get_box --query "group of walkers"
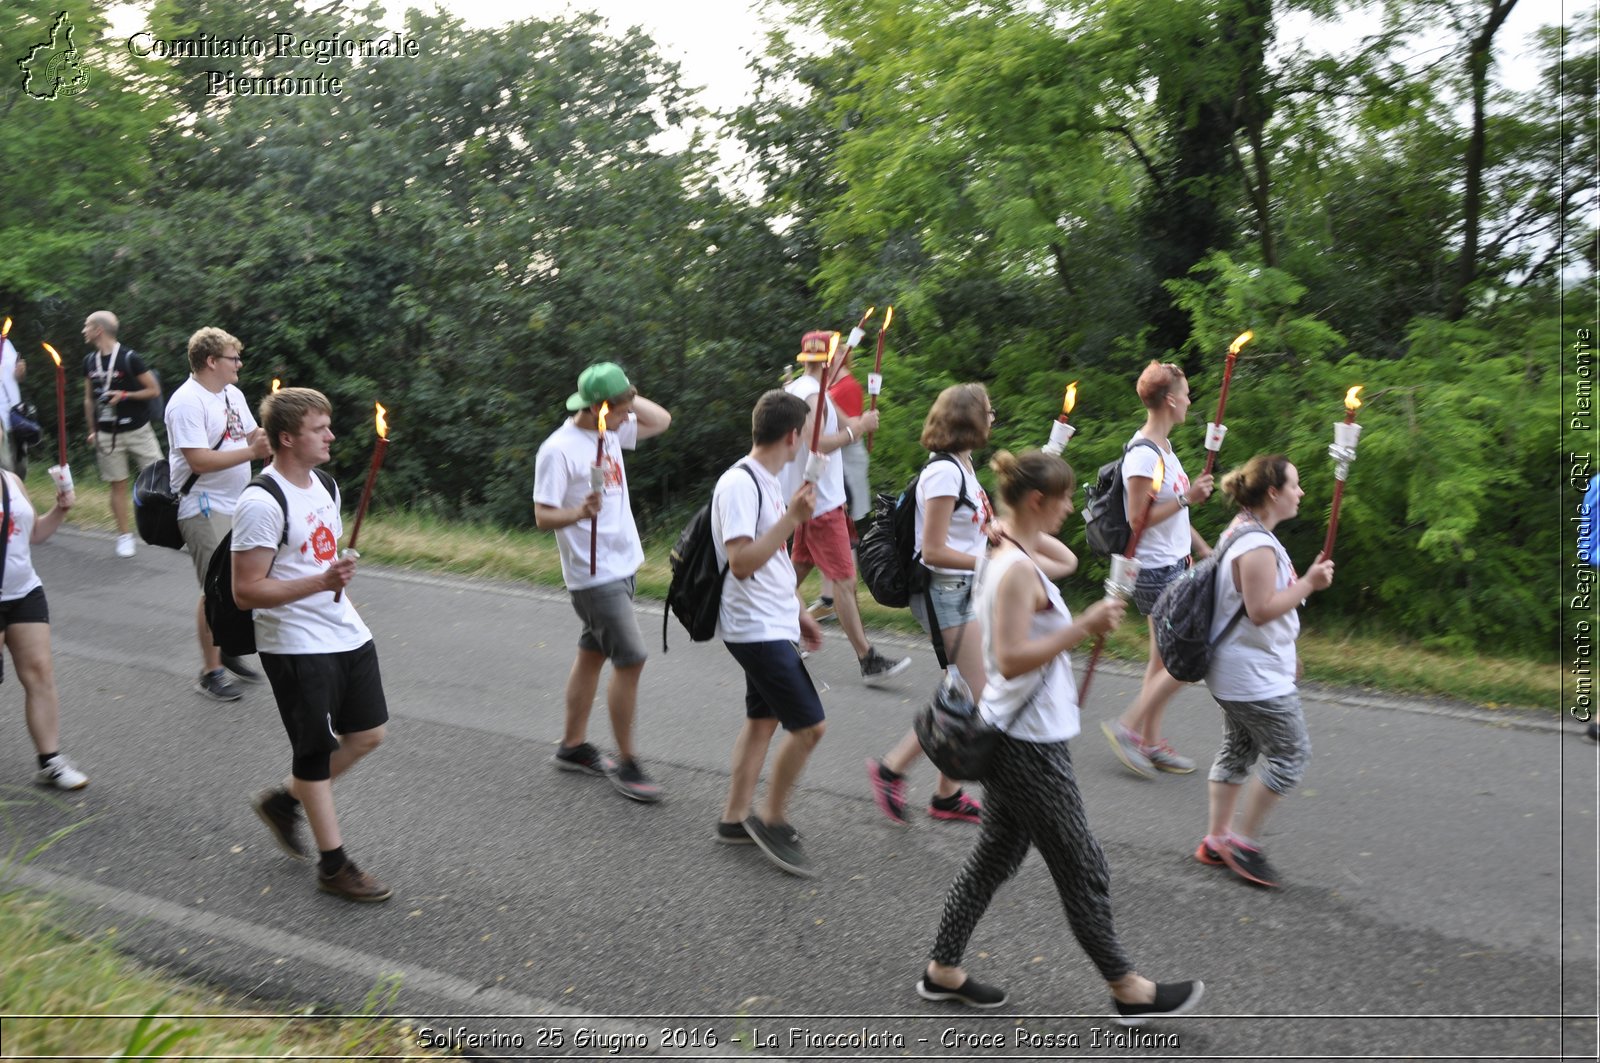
[10,315,1342,1023]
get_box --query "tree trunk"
[1447,0,1520,321]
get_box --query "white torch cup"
[867,372,883,397]
[1333,421,1363,451]
[589,465,605,492]
[804,450,828,484]
[1043,420,1076,456]
[47,464,73,494]
[1204,421,1228,452]
[339,548,361,564]
[1105,554,1141,601]
[848,327,866,349]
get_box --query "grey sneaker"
[221,654,265,683]
[1101,720,1155,778]
[744,816,815,878]
[552,742,616,776]
[197,668,243,702]
[252,788,308,861]
[1143,740,1195,774]
[859,647,911,686]
[611,758,662,803]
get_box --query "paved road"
[4,527,1596,1061]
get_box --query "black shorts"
[0,586,48,627]
[724,640,826,732]
[261,640,389,764]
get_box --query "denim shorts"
[1132,560,1187,616]
[911,572,978,634]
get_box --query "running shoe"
[1143,740,1196,774]
[1219,840,1281,888]
[221,654,265,683]
[551,742,616,776]
[196,668,243,703]
[611,758,662,803]
[35,754,88,791]
[1100,720,1155,778]
[859,648,911,685]
[866,758,910,827]
[916,972,1008,1009]
[928,789,982,823]
[1113,980,1205,1026]
[806,597,837,623]
[1193,838,1226,866]
[744,816,814,878]
[115,533,136,559]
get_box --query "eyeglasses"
[216,355,243,364]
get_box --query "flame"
[1061,381,1078,417]
[598,400,609,435]
[1230,330,1254,356]
[1344,385,1363,412]
[271,378,281,393]
[1,317,10,341]
[859,306,876,329]
[881,305,895,332]
[1150,457,1166,496]
[42,342,61,368]
[826,331,839,364]
[374,402,388,439]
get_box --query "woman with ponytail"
[919,449,1203,1025]
[1194,454,1334,889]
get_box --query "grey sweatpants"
[929,734,1132,981]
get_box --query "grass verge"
[41,470,1558,709]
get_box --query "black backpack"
[204,469,338,658]
[662,464,760,651]
[134,424,228,550]
[1149,525,1255,682]
[1081,438,1162,557]
[859,453,971,609]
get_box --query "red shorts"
[791,506,856,582]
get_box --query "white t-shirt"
[914,455,993,575]
[0,338,21,411]
[712,458,800,644]
[977,549,1080,743]
[1122,433,1193,567]
[166,378,257,520]
[230,466,373,655]
[1206,523,1301,701]
[0,472,42,602]
[532,414,643,591]
[778,374,846,518]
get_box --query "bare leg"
[722,717,780,823]
[1206,779,1241,838]
[759,721,826,825]
[287,725,386,852]
[830,580,872,658]
[108,479,131,535]
[1233,777,1283,841]
[196,597,222,672]
[561,649,606,747]
[1118,625,1184,744]
[606,661,643,760]
[9,625,60,754]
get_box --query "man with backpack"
[165,327,272,702]
[782,331,908,684]
[533,362,672,803]
[234,387,392,902]
[712,390,826,876]
[81,311,163,559]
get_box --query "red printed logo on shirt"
[602,452,625,491]
[304,524,337,563]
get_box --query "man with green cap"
[533,362,672,801]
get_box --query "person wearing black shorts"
[234,388,392,902]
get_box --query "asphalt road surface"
[4,527,1596,1062]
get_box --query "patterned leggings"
[929,734,1132,981]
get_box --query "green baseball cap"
[565,362,632,411]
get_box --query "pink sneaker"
[866,758,910,826]
[929,789,982,823]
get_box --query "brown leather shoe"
[316,860,392,903]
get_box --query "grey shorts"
[179,510,233,586]
[569,575,648,667]
[1208,692,1311,794]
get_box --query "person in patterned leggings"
[918,449,1204,1026]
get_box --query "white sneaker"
[36,754,89,791]
[115,534,136,558]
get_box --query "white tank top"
[0,472,42,603]
[976,547,1080,742]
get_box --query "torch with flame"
[865,305,894,453]
[42,342,69,473]
[336,402,389,602]
[1201,330,1254,478]
[589,400,610,575]
[1043,381,1079,455]
[272,378,281,393]
[803,333,841,484]
[1317,386,1364,563]
[1079,457,1166,704]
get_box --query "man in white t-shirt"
[533,362,672,803]
[712,389,825,877]
[235,387,392,903]
[782,331,908,685]
[0,334,23,474]
[165,327,271,702]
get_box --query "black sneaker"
[916,972,1008,1009]
[1113,980,1205,1026]
[196,668,243,702]
[859,647,911,686]
[1219,841,1281,888]
[611,758,662,803]
[221,654,265,683]
[743,815,814,878]
[715,820,753,845]
[551,742,616,776]
[252,788,308,861]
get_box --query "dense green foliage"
[0,0,1584,656]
